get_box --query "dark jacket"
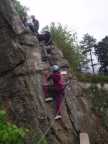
[32,18,39,33]
[37,31,53,45]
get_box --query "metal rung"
[42,57,48,62]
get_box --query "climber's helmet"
[52,65,60,72]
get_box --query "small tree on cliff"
[14,0,28,21]
[43,23,82,71]
[80,34,96,73]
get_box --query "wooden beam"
[80,133,90,144]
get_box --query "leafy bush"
[14,0,28,20]
[32,134,48,144]
[43,23,82,71]
[0,110,27,144]
[84,85,108,129]
[76,73,108,83]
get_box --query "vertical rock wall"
[0,0,108,144]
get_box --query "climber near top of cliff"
[24,16,35,33]
[31,15,39,34]
[22,15,39,35]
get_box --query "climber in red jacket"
[48,65,65,120]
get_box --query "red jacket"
[48,72,64,91]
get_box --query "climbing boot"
[54,115,62,120]
[45,97,53,102]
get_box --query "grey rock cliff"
[0,0,108,144]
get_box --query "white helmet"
[52,65,60,72]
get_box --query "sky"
[19,0,108,41]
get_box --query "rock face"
[0,0,108,144]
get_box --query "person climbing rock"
[47,65,65,120]
[26,16,35,33]
[37,31,53,46]
[44,31,53,45]
[31,15,39,34]
[22,16,27,27]
[40,43,49,62]
[37,31,53,61]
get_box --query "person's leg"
[28,24,35,33]
[43,85,53,102]
[41,45,48,61]
[43,85,48,98]
[34,25,38,34]
[55,90,64,115]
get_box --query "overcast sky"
[19,0,108,41]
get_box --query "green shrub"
[32,134,48,144]
[0,110,27,144]
[14,0,28,21]
[84,85,108,129]
[43,23,82,72]
[76,73,108,83]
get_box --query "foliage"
[0,110,27,144]
[43,23,82,71]
[85,85,108,129]
[94,36,108,74]
[77,73,108,83]
[14,0,28,21]
[80,34,96,73]
[76,73,108,83]
[32,134,48,144]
